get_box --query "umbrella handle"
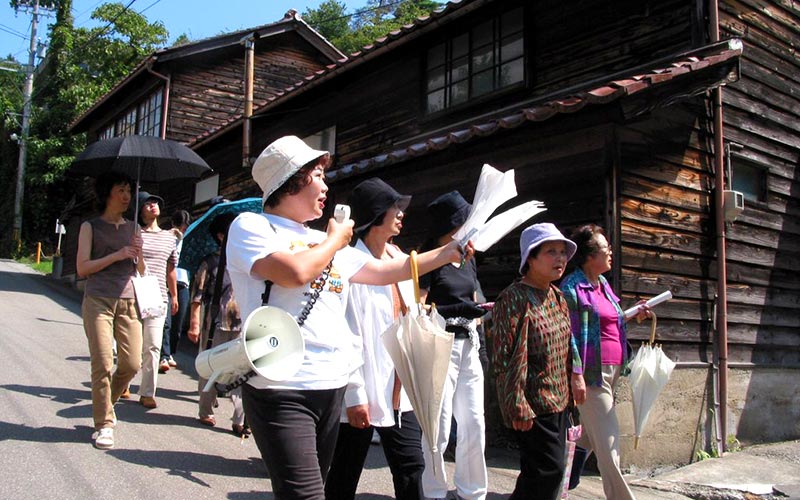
[410,250,420,304]
[648,311,658,345]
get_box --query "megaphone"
[195,306,305,392]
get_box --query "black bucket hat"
[427,190,471,239]
[348,178,411,234]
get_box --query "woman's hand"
[326,216,354,250]
[346,404,371,429]
[115,244,140,262]
[443,239,474,264]
[571,373,587,405]
[633,300,652,323]
[187,324,200,344]
[512,417,533,432]
[170,295,179,315]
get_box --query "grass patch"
[18,256,54,275]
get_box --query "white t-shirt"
[226,212,369,390]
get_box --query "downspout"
[146,62,170,139]
[242,35,256,167]
[709,0,729,454]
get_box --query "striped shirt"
[140,228,178,301]
[492,281,574,427]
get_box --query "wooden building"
[182,0,798,465]
[61,10,345,277]
[69,0,799,465]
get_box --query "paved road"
[1,259,686,500]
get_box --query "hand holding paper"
[453,164,546,253]
[624,290,673,320]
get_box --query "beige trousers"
[82,296,142,430]
[197,327,244,426]
[579,364,636,500]
[138,311,167,397]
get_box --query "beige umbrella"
[628,312,676,449]
[382,251,454,477]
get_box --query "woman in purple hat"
[492,222,585,500]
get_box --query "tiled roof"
[326,39,743,182]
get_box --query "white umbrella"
[382,251,454,477]
[453,164,546,253]
[628,312,676,449]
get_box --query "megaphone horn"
[195,306,305,392]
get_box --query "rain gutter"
[709,0,729,454]
[146,63,170,139]
[242,35,256,167]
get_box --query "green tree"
[303,0,442,55]
[1,1,168,256]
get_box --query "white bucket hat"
[518,222,577,274]
[252,136,328,204]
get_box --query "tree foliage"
[303,0,442,55]
[1,1,168,256]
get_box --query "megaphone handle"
[203,371,222,393]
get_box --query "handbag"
[132,272,166,319]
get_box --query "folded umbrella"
[628,312,676,449]
[382,251,454,478]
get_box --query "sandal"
[232,424,251,438]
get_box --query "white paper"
[471,200,547,252]
[624,290,673,320]
[454,164,517,246]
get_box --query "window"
[99,124,114,140]
[98,87,164,140]
[194,174,219,206]
[426,7,525,114]
[304,126,336,155]
[731,156,767,203]
[136,90,163,137]
[115,108,137,137]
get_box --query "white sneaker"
[168,355,177,367]
[92,428,114,449]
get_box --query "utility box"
[723,190,745,222]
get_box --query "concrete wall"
[614,366,800,471]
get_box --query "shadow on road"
[107,448,266,481]
[0,420,95,444]
[1,383,91,405]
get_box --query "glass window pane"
[427,65,446,91]
[451,55,469,82]
[499,58,524,87]
[427,89,445,113]
[472,69,494,97]
[472,43,494,72]
[452,33,469,58]
[450,80,468,106]
[733,161,765,202]
[428,43,445,69]
[472,20,493,49]
[501,32,523,62]
[501,8,523,35]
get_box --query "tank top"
[84,217,137,299]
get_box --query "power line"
[0,23,30,39]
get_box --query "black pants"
[325,411,425,500]
[243,384,346,500]
[510,409,569,500]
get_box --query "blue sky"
[1,0,370,64]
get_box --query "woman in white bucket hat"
[225,136,472,500]
[491,222,584,500]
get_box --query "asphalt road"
[5,258,687,500]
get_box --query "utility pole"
[12,0,40,253]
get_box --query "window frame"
[424,5,526,116]
[97,87,164,140]
[729,152,769,205]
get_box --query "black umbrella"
[71,135,213,217]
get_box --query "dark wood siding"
[718,0,800,364]
[167,34,332,144]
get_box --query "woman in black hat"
[325,177,425,500]
[419,191,489,500]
